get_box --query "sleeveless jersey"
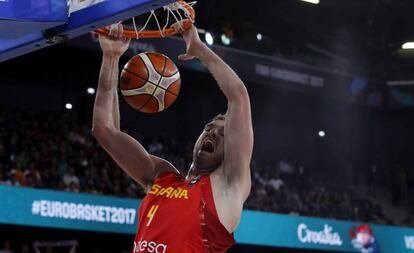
[132,172,235,253]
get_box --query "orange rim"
[94,0,195,39]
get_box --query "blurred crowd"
[0,108,142,198]
[0,107,399,225]
[246,161,392,224]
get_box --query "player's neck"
[186,163,223,180]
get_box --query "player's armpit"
[92,126,156,189]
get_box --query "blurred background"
[1,0,414,252]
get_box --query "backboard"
[0,0,175,63]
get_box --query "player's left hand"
[172,22,205,61]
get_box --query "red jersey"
[132,172,235,253]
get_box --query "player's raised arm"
[177,24,253,200]
[92,24,176,190]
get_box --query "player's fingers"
[116,23,124,39]
[108,24,117,38]
[171,21,185,33]
[124,37,131,45]
[178,54,194,61]
[112,24,120,39]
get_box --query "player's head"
[192,114,226,175]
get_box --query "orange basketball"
[120,52,181,113]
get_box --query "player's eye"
[218,127,224,136]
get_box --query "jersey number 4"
[146,205,159,226]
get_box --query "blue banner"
[0,0,68,22]
[236,211,414,252]
[1,185,414,252]
[0,185,140,234]
[0,0,68,39]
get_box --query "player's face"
[193,119,225,174]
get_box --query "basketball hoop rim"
[93,0,195,39]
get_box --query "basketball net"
[94,0,196,39]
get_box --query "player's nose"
[211,127,221,138]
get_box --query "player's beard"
[192,144,224,175]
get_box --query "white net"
[124,1,196,39]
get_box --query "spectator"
[0,171,6,185]
[277,160,295,175]
[0,240,13,253]
[24,162,42,188]
[62,167,80,193]
[148,138,163,155]
[267,173,284,190]
[20,244,30,253]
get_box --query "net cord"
[132,1,197,38]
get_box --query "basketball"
[120,52,181,113]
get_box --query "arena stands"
[0,107,399,226]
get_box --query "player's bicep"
[94,129,156,188]
[224,88,253,181]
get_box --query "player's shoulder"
[142,156,181,192]
[150,155,181,178]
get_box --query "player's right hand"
[99,23,131,57]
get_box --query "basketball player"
[92,23,253,253]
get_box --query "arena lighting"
[318,131,326,137]
[87,87,95,95]
[402,42,414,49]
[205,32,214,46]
[65,103,73,110]
[257,33,263,41]
[221,34,231,46]
[301,0,320,4]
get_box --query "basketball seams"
[120,52,180,113]
[139,53,162,84]
[131,53,162,112]
[137,83,158,111]
[160,55,167,77]
[122,69,158,88]
[140,96,159,113]
[163,90,176,109]
[146,52,166,77]
[124,55,149,80]
[121,82,157,97]
[146,54,167,112]
[153,54,167,88]
[166,78,181,96]
[158,84,180,95]
[163,70,179,78]
[162,56,179,78]
[158,71,180,91]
